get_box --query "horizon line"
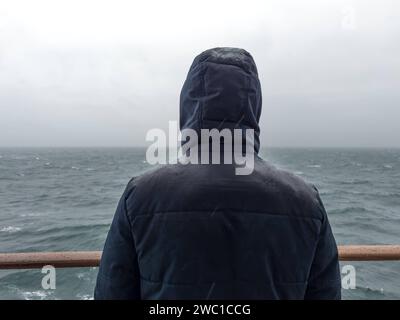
[1,145,400,149]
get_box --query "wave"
[19,213,45,217]
[1,284,49,300]
[21,290,52,300]
[339,179,371,185]
[26,223,111,242]
[76,294,93,300]
[350,285,390,299]
[0,226,22,233]
[330,206,371,215]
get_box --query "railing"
[0,246,400,269]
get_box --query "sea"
[0,147,399,300]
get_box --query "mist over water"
[0,147,399,299]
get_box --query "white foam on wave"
[307,164,321,168]
[0,226,22,233]
[20,213,43,217]
[5,285,54,300]
[22,290,51,300]
[383,164,393,169]
[76,272,88,280]
[77,294,93,300]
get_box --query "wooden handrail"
[0,251,101,269]
[0,245,400,269]
[339,245,400,261]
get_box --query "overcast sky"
[0,0,399,147]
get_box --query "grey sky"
[0,0,399,147]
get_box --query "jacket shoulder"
[255,158,325,220]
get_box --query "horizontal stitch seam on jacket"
[192,60,253,75]
[129,210,321,221]
[139,275,307,287]
[200,118,256,128]
[307,278,342,287]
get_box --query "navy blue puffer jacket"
[94,48,341,300]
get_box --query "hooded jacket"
[94,47,341,300]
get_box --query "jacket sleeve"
[94,184,141,299]
[305,189,341,300]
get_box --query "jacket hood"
[180,47,262,153]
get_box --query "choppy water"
[0,147,399,299]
